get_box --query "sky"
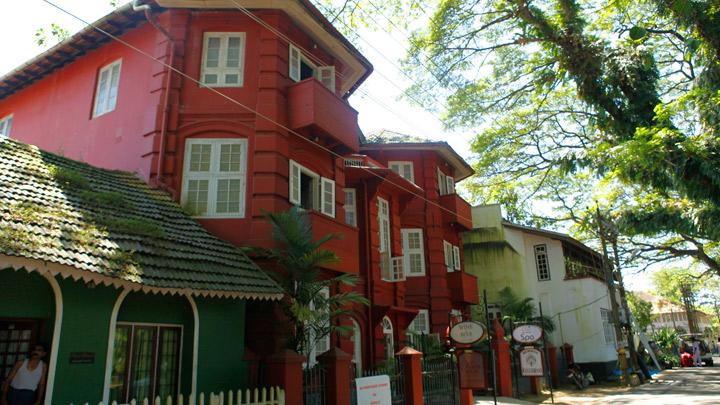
[0,0,656,291]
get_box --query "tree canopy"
[627,291,655,332]
[330,0,720,275]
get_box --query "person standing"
[1,344,48,405]
[692,339,702,367]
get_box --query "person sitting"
[680,348,694,367]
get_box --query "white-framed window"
[288,44,335,91]
[344,188,357,226]
[437,168,455,195]
[378,198,391,255]
[452,245,461,271]
[486,304,502,321]
[382,316,394,359]
[0,114,12,137]
[308,287,331,367]
[600,308,615,346]
[351,318,362,376]
[289,160,335,217]
[93,59,122,117]
[443,241,455,272]
[534,244,550,281]
[408,309,430,335]
[389,161,414,184]
[402,229,425,276]
[450,309,463,323]
[200,32,245,87]
[181,138,247,217]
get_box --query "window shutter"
[317,66,335,91]
[321,177,335,217]
[446,176,455,194]
[453,246,461,270]
[438,169,446,195]
[444,241,454,272]
[289,160,301,205]
[289,45,301,82]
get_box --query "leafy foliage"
[34,23,70,47]
[627,291,655,332]
[496,287,555,333]
[259,207,369,356]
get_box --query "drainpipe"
[133,0,175,190]
[363,180,375,365]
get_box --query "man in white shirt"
[1,344,48,405]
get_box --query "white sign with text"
[449,321,486,344]
[512,324,543,344]
[355,374,392,405]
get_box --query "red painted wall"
[0,24,161,178]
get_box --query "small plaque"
[520,348,543,376]
[458,351,487,389]
[69,352,95,364]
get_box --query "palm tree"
[496,287,555,334]
[258,207,368,357]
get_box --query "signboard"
[449,321,486,344]
[458,351,487,389]
[512,324,543,344]
[69,352,95,364]
[355,375,392,405]
[519,348,543,377]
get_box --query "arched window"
[351,319,362,377]
[382,316,394,359]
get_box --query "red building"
[0,0,476,373]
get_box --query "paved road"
[475,365,720,404]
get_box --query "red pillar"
[318,348,352,405]
[562,343,575,365]
[491,319,513,397]
[264,349,305,405]
[397,347,424,405]
[547,344,559,388]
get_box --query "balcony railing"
[564,259,605,281]
[287,78,360,152]
[380,252,405,282]
[439,193,473,230]
[447,271,479,304]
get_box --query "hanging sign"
[355,375,392,405]
[512,324,543,344]
[449,321,486,344]
[520,347,544,376]
[458,351,487,389]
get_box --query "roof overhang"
[1,255,283,301]
[155,0,372,95]
[502,221,603,259]
[360,142,474,181]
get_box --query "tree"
[652,267,701,333]
[34,23,70,47]
[627,292,655,332]
[258,207,369,357]
[496,287,555,333]
[342,0,720,276]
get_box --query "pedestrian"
[692,339,702,367]
[1,344,48,405]
[716,337,720,355]
[680,347,693,367]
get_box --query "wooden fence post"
[396,347,423,405]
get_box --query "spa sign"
[512,324,543,344]
[449,321,486,344]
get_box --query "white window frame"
[446,175,455,194]
[378,198,391,255]
[443,241,454,272]
[408,309,430,335]
[534,244,551,281]
[93,59,122,118]
[181,138,248,218]
[288,44,336,92]
[452,245,461,270]
[402,228,425,277]
[200,32,246,87]
[288,160,335,218]
[389,161,415,184]
[438,169,447,195]
[308,287,331,367]
[382,316,394,359]
[344,188,357,226]
[450,309,463,323]
[0,114,12,138]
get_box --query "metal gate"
[350,357,406,405]
[303,365,327,405]
[422,355,459,405]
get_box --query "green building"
[0,138,282,404]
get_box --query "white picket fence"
[72,387,285,405]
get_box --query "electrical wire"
[39,0,476,225]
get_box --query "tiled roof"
[0,138,282,300]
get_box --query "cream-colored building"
[463,204,618,378]
[634,291,715,337]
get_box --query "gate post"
[562,343,574,365]
[491,319,513,397]
[318,348,352,405]
[265,349,305,405]
[397,346,424,405]
[547,344,559,387]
